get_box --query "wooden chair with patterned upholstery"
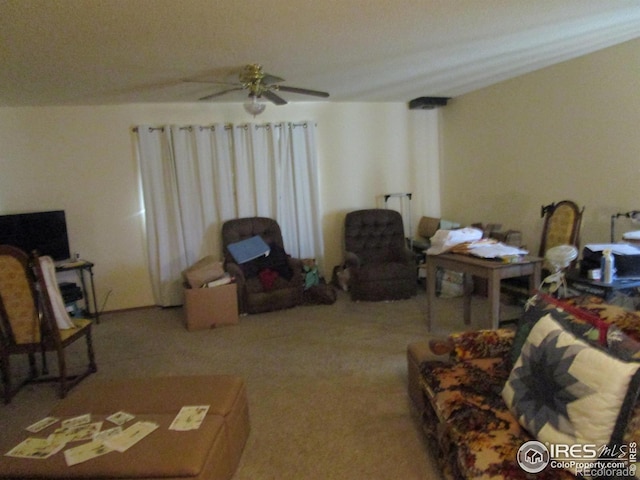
[501,200,584,307]
[539,200,584,262]
[0,245,41,403]
[0,245,96,403]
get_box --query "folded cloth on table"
[460,241,528,259]
[426,227,483,255]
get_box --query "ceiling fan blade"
[262,89,288,105]
[262,73,285,85]
[183,79,238,86]
[199,87,244,101]
[276,85,330,98]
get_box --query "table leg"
[88,266,100,324]
[488,271,501,329]
[426,260,437,331]
[529,263,541,294]
[77,269,89,315]
[463,273,473,325]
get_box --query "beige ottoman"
[0,375,250,480]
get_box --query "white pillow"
[502,314,640,448]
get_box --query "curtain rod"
[132,122,312,133]
[131,126,165,133]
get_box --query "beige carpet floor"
[0,287,521,479]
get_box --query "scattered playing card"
[106,411,135,426]
[26,416,59,433]
[61,414,91,428]
[104,421,159,452]
[49,422,103,445]
[93,426,123,442]
[169,405,209,431]
[64,440,113,466]
[5,437,65,459]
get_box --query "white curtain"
[278,123,323,259]
[135,122,323,306]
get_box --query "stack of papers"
[427,227,528,259]
[427,228,483,255]
[465,242,528,259]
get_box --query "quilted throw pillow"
[503,314,640,449]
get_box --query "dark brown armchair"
[344,209,417,301]
[222,217,304,314]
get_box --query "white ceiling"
[1,0,639,107]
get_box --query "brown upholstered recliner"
[344,209,417,301]
[222,217,304,314]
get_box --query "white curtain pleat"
[290,123,323,262]
[232,126,256,217]
[171,126,206,266]
[135,126,188,306]
[275,123,297,254]
[136,121,323,306]
[191,127,220,254]
[210,125,236,222]
[253,125,276,218]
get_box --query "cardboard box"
[182,255,225,288]
[184,283,238,331]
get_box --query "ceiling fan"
[188,64,330,115]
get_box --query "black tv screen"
[0,210,71,261]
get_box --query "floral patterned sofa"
[407,294,640,479]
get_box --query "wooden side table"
[426,253,542,330]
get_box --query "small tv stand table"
[56,260,100,324]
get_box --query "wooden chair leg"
[41,348,48,375]
[28,352,38,379]
[56,349,68,398]
[0,352,30,405]
[1,352,10,404]
[86,329,97,373]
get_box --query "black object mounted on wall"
[408,96,450,110]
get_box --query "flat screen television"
[0,210,71,261]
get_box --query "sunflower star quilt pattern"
[503,314,640,449]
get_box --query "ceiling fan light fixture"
[243,95,266,116]
[194,64,329,108]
